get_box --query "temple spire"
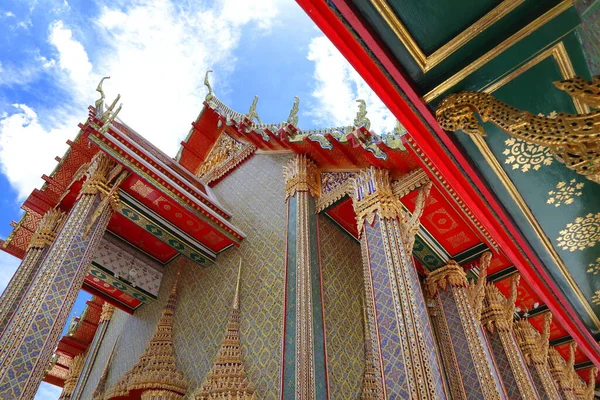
[107,267,188,399]
[194,259,257,400]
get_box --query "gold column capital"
[482,274,519,333]
[282,154,319,199]
[27,209,65,250]
[352,167,403,227]
[514,314,552,366]
[425,260,468,298]
[99,302,115,323]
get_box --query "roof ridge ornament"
[204,70,214,101]
[246,95,262,124]
[287,96,299,126]
[95,76,110,116]
[354,99,371,130]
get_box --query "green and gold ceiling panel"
[349,0,574,92]
[449,36,600,334]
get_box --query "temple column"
[481,275,541,400]
[425,259,506,400]
[0,153,127,399]
[59,352,86,400]
[514,315,562,400]
[352,167,446,399]
[0,209,65,337]
[281,155,328,400]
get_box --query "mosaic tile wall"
[486,331,522,399]
[318,215,364,398]
[78,154,290,399]
[574,0,600,75]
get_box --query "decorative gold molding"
[99,302,114,323]
[282,155,319,200]
[196,132,257,184]
[514,314,552,366]
[425,260,468,298]
[423,0,573,102]
[371,0,524,72]
[391,168,430,198]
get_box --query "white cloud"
[0,104,74,199]
[0,0,282,200]
[0,250,19,295]
[306,36,396,133]
[34,382,62,400]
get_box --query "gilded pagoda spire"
[107,267,188,399]
[194,259,257,400]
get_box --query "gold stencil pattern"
[556,213,600,252]
[547,179,584,207]
[502,138,553,173]
[586,257,600,275]
[592,291,600,306]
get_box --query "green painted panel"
[451,40,600,333]
[387,0,501,53]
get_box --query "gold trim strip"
[470,42,599,328]
[371,0,524,72]
[423,0,573,103]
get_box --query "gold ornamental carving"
[193,260,257,400]
[59,353,85,400]
[481,274,519,333]
[436,75,600,184]
[425,260,468,298]
[196,133,255,184]
[107,268,188,399]
[27,209,65,250]
[283,155,319,199]
[556,212,600,252]
[467,251,491,321]
[514,314,552,366]
[99,302,115,323]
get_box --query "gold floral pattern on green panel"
[319,215,364,399]
[586,257,600,275]
[592,291,600,306]
[546,179,584,207]
[502,137,553,173]
[556,213,600,252]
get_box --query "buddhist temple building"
[0,0,599,399]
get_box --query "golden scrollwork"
[193,259,257,400]
[467,251,491,321]
[27,209,65,250]
[556,212,600,252]
[547,179,584,207]
[436,76,600,184]
[425,260,468,298]
[282,155,319,199]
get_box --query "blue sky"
[0,0,394,398]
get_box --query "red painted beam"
[295,0,600,366]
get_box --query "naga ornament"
[436,75,600,184]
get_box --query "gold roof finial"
[287,96,299,126]
[204,70,214,101]
[107,267,188,399]
[194,259,257,400]
[95,76,110,116]
[354,99,371,130]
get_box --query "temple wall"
[318,215,364,398]
[78,153,290,399]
